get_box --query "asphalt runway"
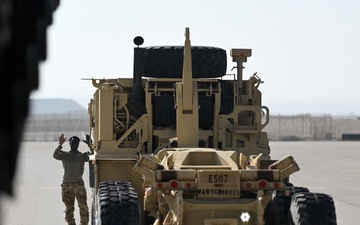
[1,141,359,225]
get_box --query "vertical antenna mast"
[175,27,199,147]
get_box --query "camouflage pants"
[61,181,89,225]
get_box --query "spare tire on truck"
[142,46,227,78]
[95,181,140,225]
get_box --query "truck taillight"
[273,182,280,189]
[242,181,283,190]
[259,180,267,188]
[170,180,178,188]
[243,182,255,189]
[155,181,194,190]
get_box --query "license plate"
[197,171,240,198]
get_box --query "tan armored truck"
[86,28,337,225]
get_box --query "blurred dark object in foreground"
[0,0,60,195]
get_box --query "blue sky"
[31,0,360,115]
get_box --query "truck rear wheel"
[96,181,141,225]
[289,192,337,225]
[265,191,290,225]
[142,46,227,78]
[265,185,310,225]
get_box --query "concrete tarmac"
[0,141,359,224]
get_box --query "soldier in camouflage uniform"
[53,134,90,225]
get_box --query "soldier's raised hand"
[58,133,66,145]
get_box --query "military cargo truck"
[86,28,336,225]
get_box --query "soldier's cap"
[69,136,80,143]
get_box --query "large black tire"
[291,186,309,194]
[142,46,227,78]
[265,191,291,225]
[290,192,337,225]
[264,186,310,225]
[96,181,141,225]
